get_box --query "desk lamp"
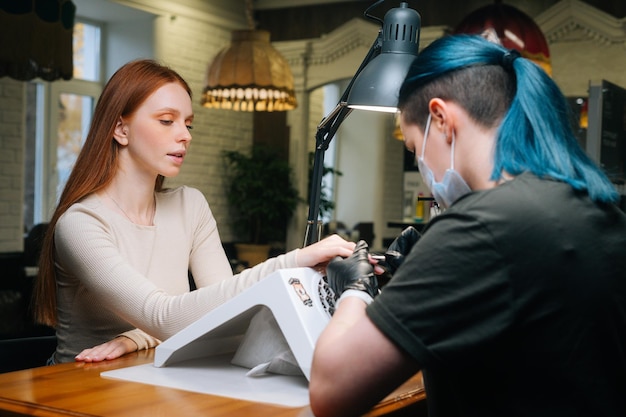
[304,1,421,246]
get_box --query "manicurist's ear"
[428,98,454,144]
[112,118,129,146]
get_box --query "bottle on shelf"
[415,192,425,221]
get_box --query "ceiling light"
[201,0,297,112]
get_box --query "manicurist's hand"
[296,234,356,274]
[327,240,379,300]
[383,226,421,275]
[75,336,138,362]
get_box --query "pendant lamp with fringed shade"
[453,0,552,76]
[201,0,297,112]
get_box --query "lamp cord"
[245,0,255,30]
[364,0,385,25]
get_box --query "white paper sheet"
[101,354,310,408]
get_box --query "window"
[24,21,102,230]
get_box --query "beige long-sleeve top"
[52,186,299,363]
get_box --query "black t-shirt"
[368,173,626,417]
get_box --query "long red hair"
[33,59,192,326]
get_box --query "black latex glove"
[327,240,379,299]
[383,226,421,275]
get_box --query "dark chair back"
[23,223,49,267]
[0,335,57,373]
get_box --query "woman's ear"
[113,118,129,146]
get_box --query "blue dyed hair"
[398,34,618,204]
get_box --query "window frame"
[26,19,104,228]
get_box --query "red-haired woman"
[33,59,355,365]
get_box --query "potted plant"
[223,145,300,266]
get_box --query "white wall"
[333,110,395,249]
[106,19,155,80]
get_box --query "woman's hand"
[296,234,356,274]
[75,336,138,363]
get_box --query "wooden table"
[0,349,425,417]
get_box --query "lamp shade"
[202,30,297,112]
[453,2,551,75]
[347,2,420,113]
[0,0,75,81]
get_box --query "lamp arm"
[303,31,383,247]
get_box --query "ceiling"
[254,0,370,9]
[254,0,626,42]
[253,0,626,14]
[72,0,626,40]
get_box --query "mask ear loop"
[449,130,456,170]
[420,114,432,158]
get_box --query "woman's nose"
[178,124,192,142]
